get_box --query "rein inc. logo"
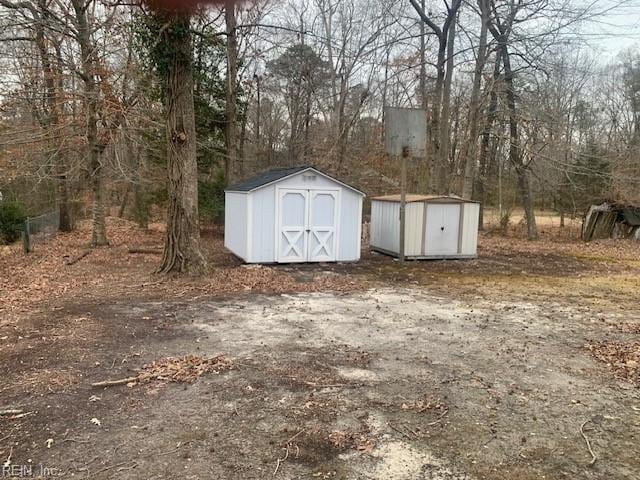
[1,465,61,478]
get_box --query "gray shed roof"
[226,166,308,192]
[225,166,365,196]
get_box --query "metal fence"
[22,210,59,253]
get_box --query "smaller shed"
[370,195,479,259]
[582,202,640,242]
[225,166,365,263]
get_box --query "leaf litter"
[586,342,640,386]
[0,218,368,326]
[91,355,232,388]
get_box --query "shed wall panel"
[249,185,276,262]
[337,188,362,261]
[371,200,399,253]
[224,192,248,260]
[406,203,424,256]
[461,203,479,255]
[370,200,422,255]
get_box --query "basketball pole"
[399,146,409,264]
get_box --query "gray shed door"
[425,204,460,255]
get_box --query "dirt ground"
[1,218,639,479]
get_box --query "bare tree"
[0,0,73,230]
[488,0,539,239]
[69,0,111,246]
[224,0,240,184]
[461,0,490,199]
[410,0,463,194]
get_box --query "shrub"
[0,200,27,244]
[198,170,226,224]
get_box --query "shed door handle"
[441,226,445,231]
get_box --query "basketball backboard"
[384,107,427,158]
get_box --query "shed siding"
[337,188,362,261]
[370,200,422,255]
[461,203,479,255]
[406,203,424,256]
[224,192,248,260]
[371,200,399,253]
[275,171,345,191]
[249,185,276,263]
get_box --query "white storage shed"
[225,166,365,263]
[370,195,479,259]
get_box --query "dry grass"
[483,207,582,229]
[21,368,78,394]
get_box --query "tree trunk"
[90,157,108,246]
[304,83,312,162]
[71,0,107,246]
[436,12,457,194]
[410,0,462,194]
[118,184,130,218]
[53,42,73,231]
[382,46,389,126]
[502,45,538,240]
[430,39,446,193]
[34,0,72,231]
[477,51,502,231]
[336,77,350,168]
[418,0,430,191]
[133,147,149,230]
[461,0,489,199]
[239,108,247,175]
[418,0,427,111]
[225,0,239,184]
[158,14,207,274]
[57,169,72,231]
[255,74,261,151]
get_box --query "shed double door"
[277,189,339,263]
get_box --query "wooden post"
[399,146,409,263]
[22,218,31,254]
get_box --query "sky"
[582,0,640,58]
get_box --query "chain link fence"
[22,210,60,253]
